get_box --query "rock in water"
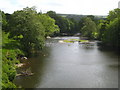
[46,36,51,39]
[59,40,64,43]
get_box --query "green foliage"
[78,17,85,32]
[98,8,120,48]
[47,11,78,34]
[8,7,45,54]
[2,31,23,88]
[97,20,108,40]
[107,8,120,21]
[103,17,120,47]
[38,14,59,37]
[1,7,120,89]
[81,17,98,39]
[1,8,61,88]
[2,72,16,88]
[0,10,7,31]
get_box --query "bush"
[2,31,24,88]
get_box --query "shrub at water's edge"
[2,32,24,88]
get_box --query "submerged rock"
[15,63,25,68]
[17,68,34,76]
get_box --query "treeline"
[79,8,120,49]
[46,11,104,37]
[47,11,79,35]
[46,8,120,50]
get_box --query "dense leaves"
[8,7,45,54]
[107,8,120,21]
[2,32,24,88]
[47,11,78,34]
[81,17,98,39]
[98,8,120,48]
[38,14,59,37]
[103,16,120,48]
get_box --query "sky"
[0,0,120,15]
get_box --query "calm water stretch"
[14,37,118,88]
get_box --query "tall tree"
[81,17,98,39]
[38,14,59,37]
[9,7,45,54]
[98,8,120,49]
[107,8,120,21]
[102,16,120,48]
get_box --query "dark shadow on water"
[14,46,52,88]
[98,45,120,56]
[108,64,120,68]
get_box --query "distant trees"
[38,14,59,37]
[47,11,78,34]
[77,18,85,33]
[80,17,98,39]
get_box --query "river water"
[14,37,118,88]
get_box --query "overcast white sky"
[0,0,119,15]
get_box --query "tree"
[81,17,98,39]
[107,8,120,21]
[102,17,120,48]
[9,7,45,54]
[98,8,120,49]
[97,20,108,40]
[38,14,59,37]
[78,17,85,32]
[87,15,95,21]
[47,11,77,34]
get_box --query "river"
[14,36,118,88]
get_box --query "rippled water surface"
[14,37,118,88]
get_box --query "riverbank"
[2,32,25,88]
[2,32,119,88]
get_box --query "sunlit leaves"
[81,17,98,39]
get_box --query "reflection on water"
[14,37,118,88]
